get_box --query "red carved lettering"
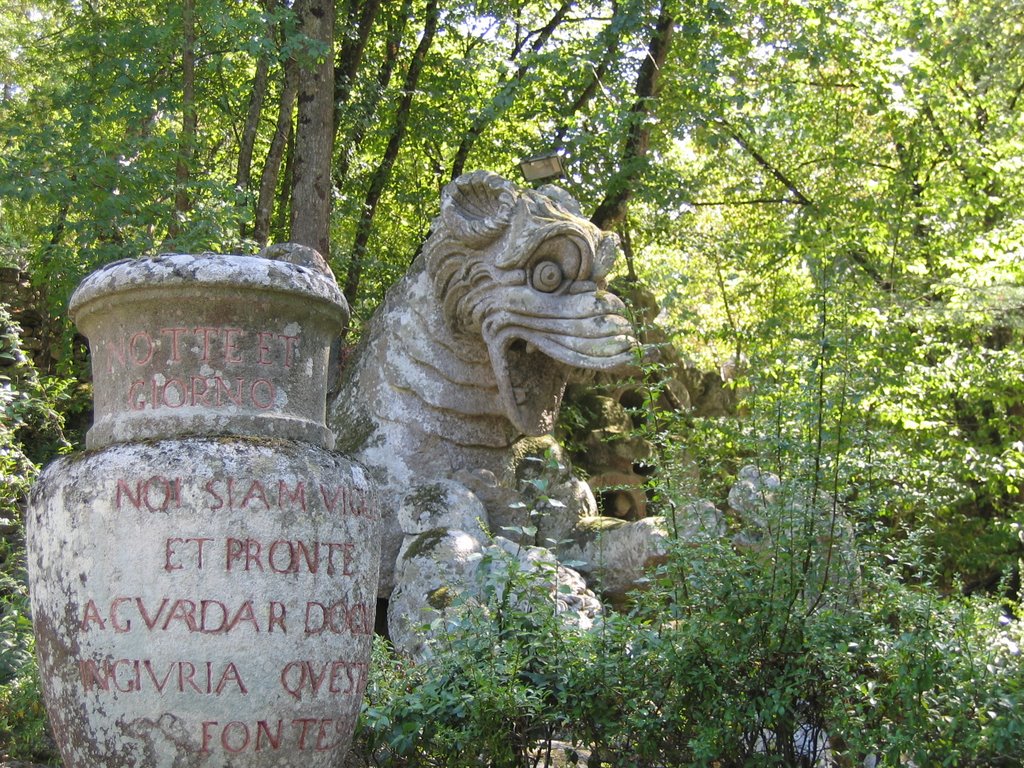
[201,721,218,754]
[216,377,245,406]
[277,480,307,511]
[221,721,250,754]
[226,538,263,572]
[160,378,186,408]
[165,538,184,572]
[137,597,170,630]
[117,477,180,511]
[115,479,142,510]
[280,334,299,368]
[178,661,202,694]
[240,481,269,510]
[162,599,198,632]
[199,717,351,754]
[110,597,132,632]
[269,601,287,633]
[128,379,146,410]
[113,659,141,692]
[293,718,317,751]
[279,659,368,701]
[159,327,187,363]
[319,484,345,513]
[215,662,248,695]
[268,540,296,573]
[226,601,260,633]
[326,542,355,576]
[303,601,373,636]
[194,326,220,362]
[190,375,213,407]
[142,660,174,694]
[205,480,224,510]
[129,331,154,366]
[105,337,126,371]
[255,720,282,751]
[79,659,109,691]
[80,599,106,631]
[256,332,274,365]
[224,328,244,363]
[250,379,275,409]
[315,719,334,751]
[200,600,228,633]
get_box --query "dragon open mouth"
[486,315,637,436]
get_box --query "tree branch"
[711,117,813,207]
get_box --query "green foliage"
[351,530,1024,766]
[0,307,67,763]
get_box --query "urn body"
[27,252,378,767]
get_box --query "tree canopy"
[4,0,1023,584]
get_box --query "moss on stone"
[426,585,454,610]
[571,515,627,547]
[402,527,448,560]
[332,410,377,455]
[405,483,448,516]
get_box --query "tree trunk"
[449,1,572,180]
[590,2,674,231]
[254,58,298,248]
[168,0,197,243]
[552,1,632,145]
[334,0,381,125]
[289,0,335,257]
[342,0,440,307]
[334,0,411,188]
[236,0,278,239]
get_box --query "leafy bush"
[0,306,68,764]
[350,522,1024,767]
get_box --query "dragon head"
[423,171,638,436]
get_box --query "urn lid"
[70,251,347,316]
[70,250,349,451]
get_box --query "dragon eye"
[532,260,564,293]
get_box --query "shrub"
[349,510,1024,767]
[0,305,68,764]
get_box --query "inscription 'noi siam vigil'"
[27,248,382,767]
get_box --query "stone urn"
[27,252,380,767]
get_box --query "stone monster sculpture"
[329,171,659,655]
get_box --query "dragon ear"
[440,171,518,248]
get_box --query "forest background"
[2,0,1024,764]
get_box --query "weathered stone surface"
[482,537,602,629]
[388,530,602,662]
[397,479,490,539]
[28,248,379,767]
[28,438,379,767]
[329,171,638,600]
[727,465,860,602]
[728,464,781,524]
[668,499,726,540]
[70,251,348,450]
[388,528,486,660]
[559,516,670,600]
